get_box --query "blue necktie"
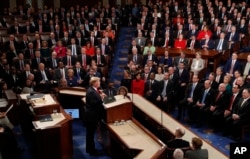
[190,84,195,98]
[201,90,208,104]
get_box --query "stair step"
[118,57,127,61]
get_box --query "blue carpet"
[109,27,135,88]
[16,120,111,159]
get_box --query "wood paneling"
[0,1,10,12]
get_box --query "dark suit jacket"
[232,98,250,122]
[35,70,52,83]
[127,54,143,66]
[128,45,141,54]
[67,44,81,56]
[77,54,92,67]
[24,49,35,59]
[103,88,117,96]
[85,86,105,122]
[76,38,86,46]
[87,37,99,46]
[225,32,240,42]
[13,60,30,71]
[160,38,174,48]
[46,57,60,69]
[214,39,229,51]
[142,54,158,66]
[19,40,29,51]
[187,39,200,48]
[185,149,208,159]
[74,68,86,80]
[53,68,68,82]
[223,59,242,74]
[31,57,46,70]
[62,56,76,66]
[212,91,230,112]
[184,83,203,103]
[200,39,215,49]
[98,44,111,55]
[167,138,190,148]
[186,30,199,39]
[21,25,35,33]
[158,79,174,98]
[144,80,159,102]
[175,68,189,84]
[61,37,71,46]
[92,55,107,67]
[198,88,216,108]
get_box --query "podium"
[103,95,166,159]
[19,93,73,159]
[33,111,73,159]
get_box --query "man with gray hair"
[173,148,184,159]
[166,127,190,158]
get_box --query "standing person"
[85,77,105,156]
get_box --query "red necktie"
[228,95,235,110]
[216,92,222,102]
[165,39,168,47]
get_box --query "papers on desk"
[104,95,131,109]
[30,94,57,107]
[33,113,65,129]
[0,98,7,108]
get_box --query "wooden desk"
[107,118,166,159]
[58,87,86,96]
[130,93,228,159]
[103,95,166,159]
[104,95,132,123]
[237,53,250,61]
[155,47,220,72]
[19,93,73,159]
[33,110,73,159]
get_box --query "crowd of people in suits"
[117,1,250,145]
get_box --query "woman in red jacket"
[131,72,145,96]
[84,41,95,56]
[174,34,187,49]
[196,25,212,40]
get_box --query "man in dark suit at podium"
[85,77,106,156]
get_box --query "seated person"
[159,50,173,69]
[185,137,208,159]
[22,78,34,94]
[0,109,14,131]
[117,86,130,99]
[104,82,117,96]
[190,52,205,75]
[174,34,187,49]
[173,148,184,159]
[66,69,78,87]
[143,40,156,55]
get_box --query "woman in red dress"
[84,41,95,56]
[54,40,67,58]
[196,25,212,40]
[131,73,145,96]
[174,34,187,49]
